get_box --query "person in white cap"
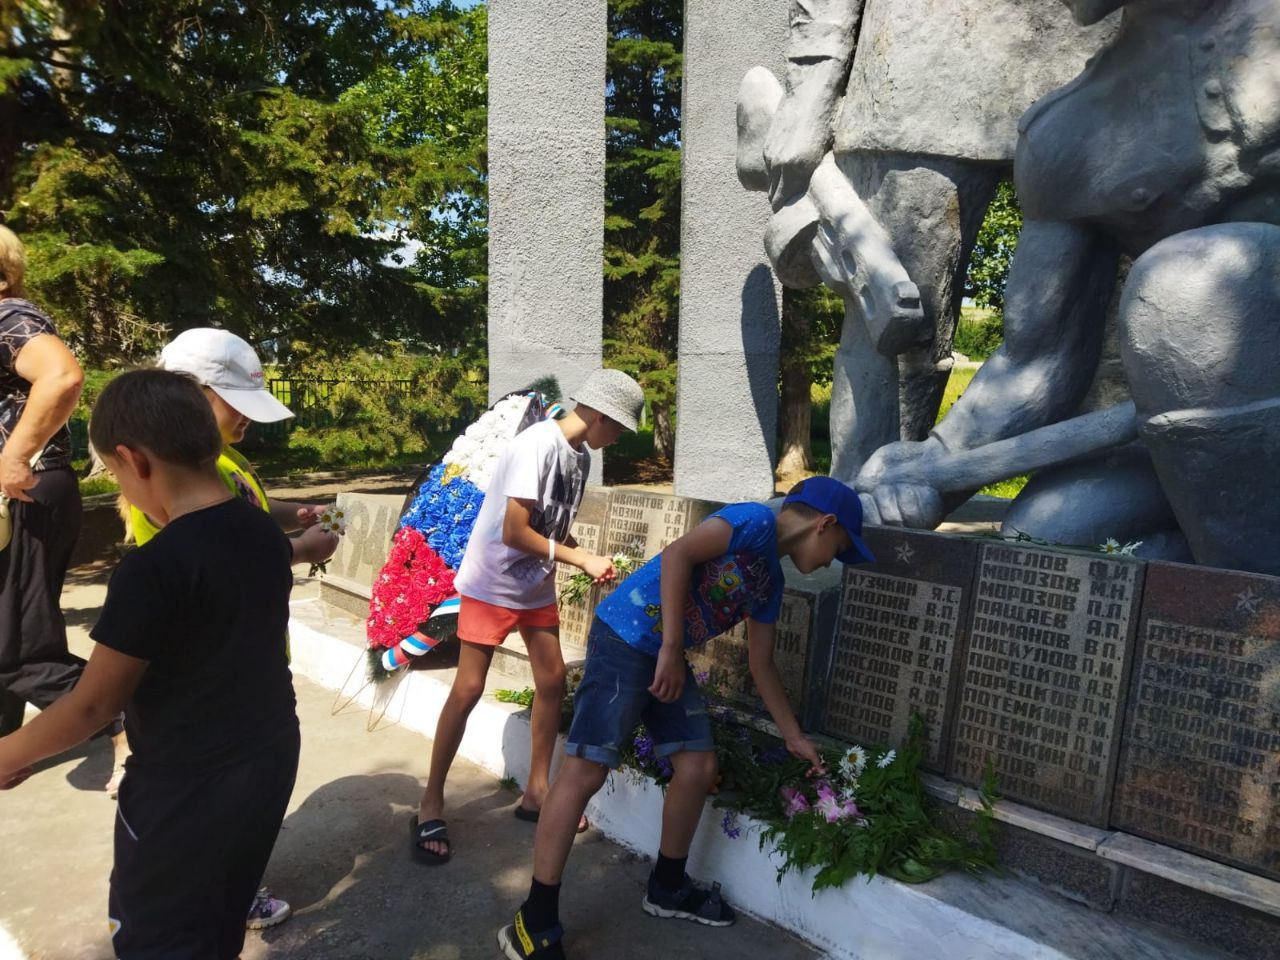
[118,327,339,931]
[412,368,645,866]
[119,327,337,565]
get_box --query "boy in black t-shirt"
[0,369,300,960]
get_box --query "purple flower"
[695,670,710,686]
[814,782,860,823]
[721,810,742,840]
[656,756,673,779]
[758,746,789,765]
[633,733,654,765]
[781,786,810,818]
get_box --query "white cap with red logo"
[159,328,294,423]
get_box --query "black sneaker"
[642,872,737,926]
[497,910,566,959]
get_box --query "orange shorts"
[456,595,560,646]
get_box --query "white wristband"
[548,537,556,562]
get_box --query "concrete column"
[675,0,788,502]
[487,1,607,434]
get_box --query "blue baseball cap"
[783,476,876,565]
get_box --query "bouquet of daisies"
[365,390,561,680]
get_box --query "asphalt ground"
[0,569,819,960]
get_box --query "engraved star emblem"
[1236,588,1261,614]
[894,542,915,565]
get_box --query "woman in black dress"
[0,224,87,736]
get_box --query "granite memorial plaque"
[600,490,712,562]
[597,491,719,605]
[1112,563,1280,879]
[949,544,1144,825]
[688,588,815,708]
[820,528,975,771]
[554,487,610,650]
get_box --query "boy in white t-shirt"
[412,370,645,864]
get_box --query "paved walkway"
[0,572,819,960]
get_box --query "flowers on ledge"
[493,668,998,893]
[1099,537,1142,555]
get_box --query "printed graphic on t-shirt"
[0,302,73,467]
[596,501,783,654]
[644,551,774,645]
[502,447,585,584]
[231,470,264,509]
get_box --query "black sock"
[654,852,687,892]
[521,877,561,932]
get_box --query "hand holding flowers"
[784,733,826,777]
[317,503,347,535]
[559,552,638,605]
[578,552,617,583]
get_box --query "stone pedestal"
[674,0,787,502]
[554,487,611,649]
[319,492,406,619]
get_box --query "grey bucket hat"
[570,368,645,432]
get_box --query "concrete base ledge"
[933,779,1280,920]
[1097,833,1280,920]
[288,597,1234,960]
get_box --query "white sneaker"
[246,888,291,930]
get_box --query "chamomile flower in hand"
[318,503,346,536]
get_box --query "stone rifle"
[737,66,929,359]
[856,402,1140,525]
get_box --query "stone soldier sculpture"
[738,0,1115,478]
[856,0,1280,577]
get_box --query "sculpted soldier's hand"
[856,436,948,529]
[763,96,831,211]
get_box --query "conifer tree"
[1,1,486,365]
[602,0,681,459]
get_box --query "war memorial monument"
[306,1,1280,957]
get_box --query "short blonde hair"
[0,225,27,298]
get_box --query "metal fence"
[65,376,421,461]
[247,377,418,447]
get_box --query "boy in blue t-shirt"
[498,476,876,959]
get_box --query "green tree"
[603,0,682,459]
[964,179,1022,315]
[776,284,841,479]
[1,1,487,366]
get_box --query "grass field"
[810,366,1027,499]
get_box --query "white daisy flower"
[877,749,896,769]
[838,745,867,780]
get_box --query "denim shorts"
[564,618,714,768]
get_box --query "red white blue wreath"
[365,391,561,679]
